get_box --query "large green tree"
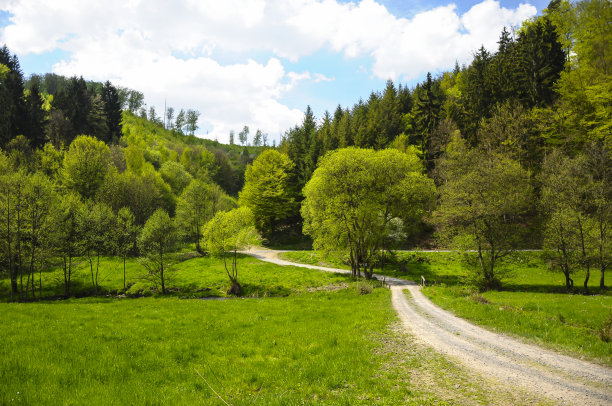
[62,135,110,200]
[434,135,533,290]
[239,150,298,238]
[302,148,435,279]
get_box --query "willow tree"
[302,147,435,279]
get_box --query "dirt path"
[247,249,612,405]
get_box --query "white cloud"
[0,0,537,142]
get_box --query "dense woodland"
[0,0,609,300]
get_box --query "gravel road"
[247,249,612,405]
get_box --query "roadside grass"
[0,254,350,301]
[0,286,533,405]
[422,287,612,366]
[279,250,612,365]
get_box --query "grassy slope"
[279,250,612,365]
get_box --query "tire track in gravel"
[247,249,612,405]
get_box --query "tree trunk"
[160,248,165,295]
[599,216,606,290]
[88,251,96,295]
[95,253,101,295]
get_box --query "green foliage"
[175,180,233,252]
[78,202,116,295]
[434,135,533,290]
[202,207,260,295]
[138,208,177,294]
[62,135,110,199]
[159,160,192,195]
[302,148,435,279]
[115,207,140,289]
[239,149,299,237]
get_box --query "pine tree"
[24,79,47,149]
[0,45,26,148]
[101,81,123,144]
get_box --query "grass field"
[279,250,612,365]
[0,286,537,405]
[0,254,350,301]
[0,253,550,405]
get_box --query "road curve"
[247,249,612,405]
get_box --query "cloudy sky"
[0,0,546,144]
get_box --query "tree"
[229,130,235,145]
[202,207,260,296]
[62,135,110,199]
[159,161,193,195]
[584,142,611,289]
[138,208,177,294]
[50,192,84,297]
[239,150,299,238]
[23,79,47,149]
[238,125,249,146]
[253,129,263,147]
[166,107,175,130]
[434,135,533,290]
[78,202,116,295]
[302,148,435,279]
[101,81,123,144]
[21,172,57,299]
[115,207,139,290]
[185,109,200,135]
[176,180,219,253]
[0,45,26,149]
[127,90,144,113]
[175,109,186,134]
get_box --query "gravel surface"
[248,249,612,405]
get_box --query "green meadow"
[0,255,536,405]
[279,250,612,365]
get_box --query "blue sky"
[0,0,546,143]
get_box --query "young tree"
[50,192,85,297]
[127,90,144,113]
[22,172,57,299]
[115,207,139,290]
[138,208,177,294]
[229,130,235,145]
[253,129,263,147]
[175,180,223,253]
[185,109,200,135]
[78,202,116,295]
[175,109,186,134]
[434,135,533,290]
[202,207,260,296]
[165,107,175,130]
[239,150,299,238]
[238,125,249,146]
[302,148,435,279]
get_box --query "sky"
[0,0,549,144]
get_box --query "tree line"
[260,0,611,290]
[0,0,609,298]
